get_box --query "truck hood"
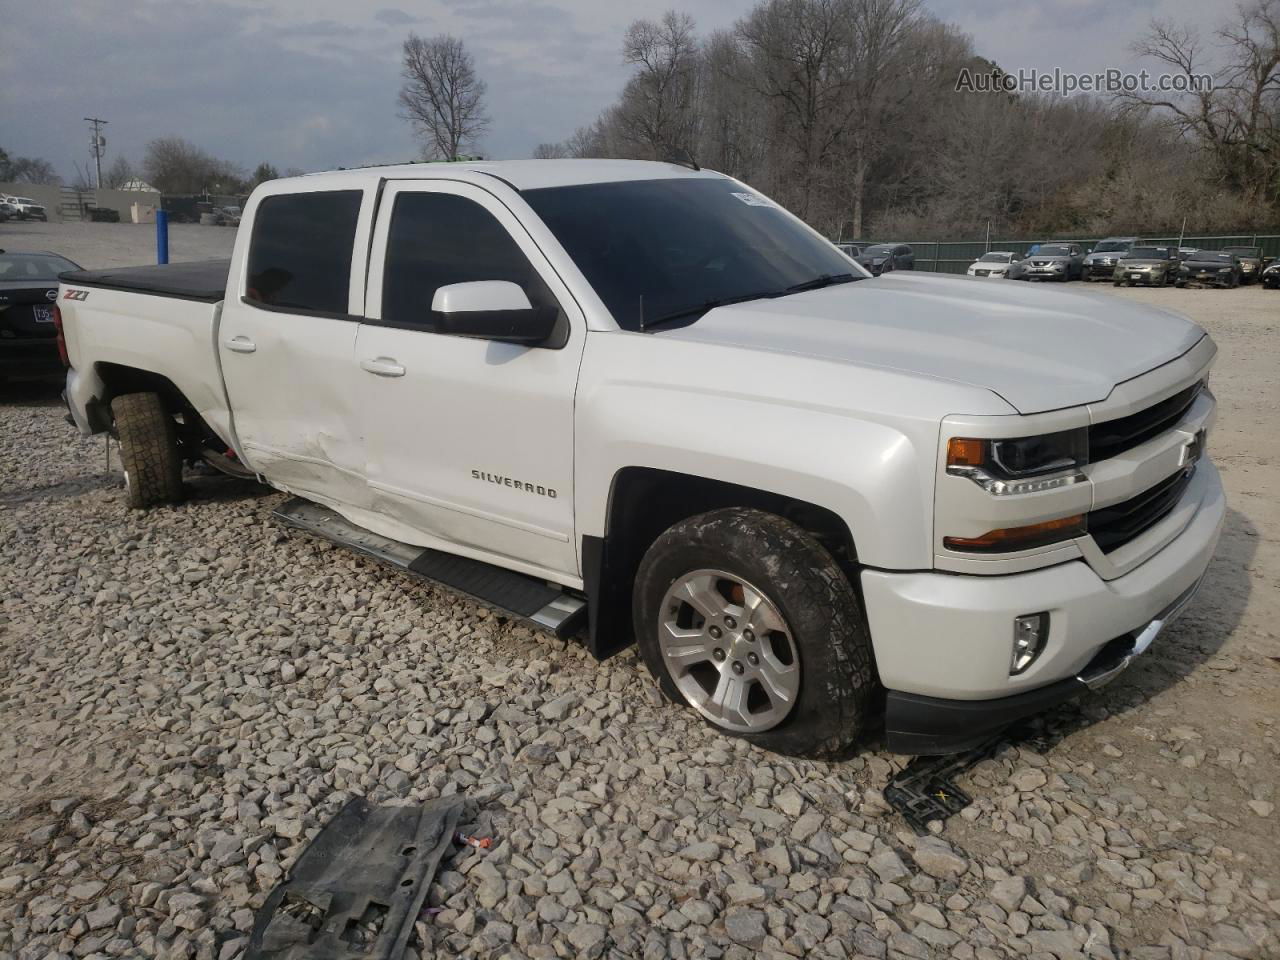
[656,272,1205,414]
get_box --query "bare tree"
[102,155,135,189]
[143,137,246,194]
[0,147,60,185]
[532,142,568,159]
[399,33,490,160]
[614,12,704,161]
[1120,1,1280,204]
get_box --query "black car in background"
[1176,250,1242,288]
[1221,246,1263,283]
[0,250,82,380]
[856,243,914,275]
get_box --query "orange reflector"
[944,514,1086,553]
[947,437,986,468]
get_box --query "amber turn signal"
[944,514,1086,553]
[947,437,986,468]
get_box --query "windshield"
[1188,251,1233,263]
[0,254,79,281]
[1093,240,1131,253]
[523,178,860,331]
[1036,244,1072,256]
[1222,246,1260,256]
[978,253,1010,263]
[1125,247,1169,259]
[862,244,896,256]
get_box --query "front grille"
[1089,382,1201,462]
[1089,467,1193,553]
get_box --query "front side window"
[523,178,858,331]
[246,190,362,314]
[381,191,562,333]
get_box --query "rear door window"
[246,190,362,314]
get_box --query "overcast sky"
[1,0,1230,182]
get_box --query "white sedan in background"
[966,251,1025,279]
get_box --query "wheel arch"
[581,466,859,660]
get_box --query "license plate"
[32,305,53,323]
[1196,272,1212,279]
[1128,273,1142,280]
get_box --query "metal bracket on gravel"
[884,740,1003,835]
[245,795,463,960]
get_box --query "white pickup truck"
[57,160,1224,756]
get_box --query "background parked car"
[856,243,913,275]
[0,199,16,222]
[1262,260,1280,289]
[1022,242,1085,281]
[4,196,48,221]
[1221,245,1263,283]
[0,249,83,380]
[1177,247,1200,261]
[1114,245,1179,287]
[1177,250,1242,288]
[836,242,864,258]
[966,251,1020,278]
[1082,237,1137,281]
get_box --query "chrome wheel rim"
[657,568,800,733]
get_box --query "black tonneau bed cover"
[60,259,230,303]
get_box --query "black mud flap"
[246,796,463,960]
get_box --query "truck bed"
[60,259,230,303]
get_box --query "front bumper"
[1085,261,1117,278]
[863,460,1225,753]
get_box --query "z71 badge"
[63,289,90,301]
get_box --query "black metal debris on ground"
[245,796,463,960]
[883,708,1088,834]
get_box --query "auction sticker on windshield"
[731,192,772,207]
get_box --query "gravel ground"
[2,225,1278,960]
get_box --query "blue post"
[156,210,169,265]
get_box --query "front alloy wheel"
[634,507,877,757]
[657,569,800,733]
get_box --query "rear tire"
[111,392,184,509]
[633,507,878,758]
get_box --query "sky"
[0,0,1232,182]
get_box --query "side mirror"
[431,281,555,346]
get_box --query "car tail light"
[52,304,69,367]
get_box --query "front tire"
[633,508,877,758]
[111,392,184,509]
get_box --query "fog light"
[1011,613,1049,675]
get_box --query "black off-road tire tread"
[111,392,184,509]
[633,507,877,759]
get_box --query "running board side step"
[272,498,587,637]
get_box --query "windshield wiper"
[641,289,779,332]
[782,273,858,294]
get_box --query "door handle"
[225,336,257,354]
[360,357,406,378]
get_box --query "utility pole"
[84,117,108,189]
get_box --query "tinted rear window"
[246,190,362,314]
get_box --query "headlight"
[1219,267,1232,273]
[946,429,1088,496]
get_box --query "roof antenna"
[666,148,700,172]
